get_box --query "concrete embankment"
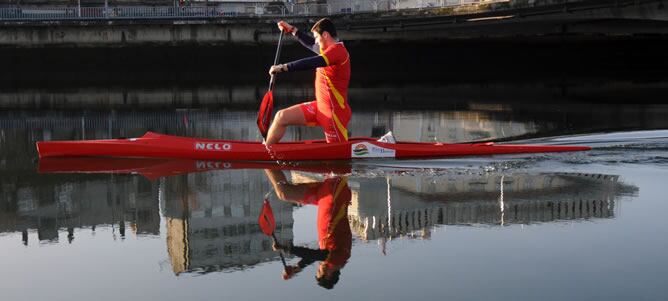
[2,81,668,110]
[1,0,667,47]
[2,37,668,86]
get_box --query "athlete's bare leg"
[263,169,311,203]
[265,104,307,145]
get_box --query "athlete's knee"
[274,109,288,125]
[274,190,288,201]
[275,108,302,126]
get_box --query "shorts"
[299,100,351,143]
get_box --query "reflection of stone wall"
[161,170,295,275]
[0,175,160,244]
[351,198,617,241]
[387,111,537,142]
[166,218,188,275]
[349,173,627,241]
[390,173,620,202]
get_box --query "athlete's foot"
[263,139,275,155]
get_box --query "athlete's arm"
[278,20,319,53]
[286,55,327,71]
[294,30,319,54]
[269,54,327,75]
[290,246,328,265]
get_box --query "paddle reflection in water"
[264,169,352,289]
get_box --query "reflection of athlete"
[264,169,352,289]
[266,18,351,145]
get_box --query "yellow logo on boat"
[353,143,368,156]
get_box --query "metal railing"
[0,1,509,21]
[0,6,222,20]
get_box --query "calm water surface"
[1,85,668,300]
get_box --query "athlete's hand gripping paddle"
[257,31,284,139]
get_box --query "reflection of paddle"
[258,198,287,267]
[257,31,284,139]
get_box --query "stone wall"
[0,0,667,47]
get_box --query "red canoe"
[36,131,590,161]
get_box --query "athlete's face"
[313,31,323,49]
[313,31,331,50]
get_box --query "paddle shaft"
[271,233,287,267]
[268,32,284,91]
[263,213,288,267]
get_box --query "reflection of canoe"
[36,131,590,161]
[37,157,352,180]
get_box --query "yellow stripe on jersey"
[320,52,330,66]
[325,75,346,109]
[326,177,349,238]
[332,113,348,141]
[340,53,350,66]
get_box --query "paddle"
[257,31,284,139]
[258,198,287,267]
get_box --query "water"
[1,85,668,300]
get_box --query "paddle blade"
[258,199,276,236]
[257,91,274,139]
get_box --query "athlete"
[264,169,352,289]
[265,18,351,145]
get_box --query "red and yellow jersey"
[287,30,353,142]
[297,177,352,267]
[314,43,351,141]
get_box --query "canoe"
[36,131,590,161]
